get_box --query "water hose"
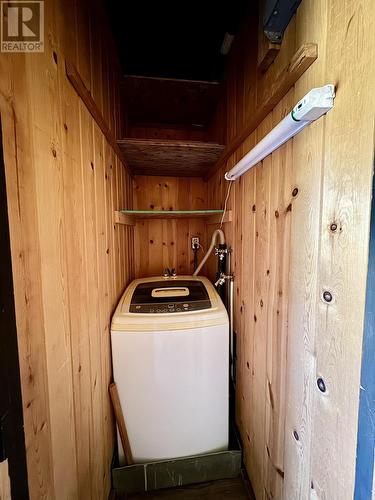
[193,229,225,276]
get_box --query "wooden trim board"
[109,383,133,465]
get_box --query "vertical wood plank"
[310,1,375,498]
[30,4,79,493]
[0,89,55,500]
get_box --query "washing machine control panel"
[130,300,211,314]
[129,280,212,313]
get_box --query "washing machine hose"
[193,229,225,276]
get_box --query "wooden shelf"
[117,138,225,177]
[114,210,232,226]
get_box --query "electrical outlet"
[191,237,200,249]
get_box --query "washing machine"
[111,275,229,465]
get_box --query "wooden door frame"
[0,110,29,498]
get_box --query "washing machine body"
[111,275,229,465]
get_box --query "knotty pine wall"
[207,0,375,499]
[133,176,208,277]
[0,0,134,498]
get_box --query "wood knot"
[292,187,299,197]
[275,210,279,218]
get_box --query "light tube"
[225,84,335,181]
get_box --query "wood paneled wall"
[0,0,134,498]
[133,176,208,277]
[207,1,375,499]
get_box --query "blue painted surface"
[354,173,375,500]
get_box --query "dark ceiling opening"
[105,0,248,82]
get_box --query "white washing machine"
[111,275,229,465]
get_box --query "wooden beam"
[205,43,318,180]
[114,211,135,226]
[65,60,132,175]
[257,41,281,73]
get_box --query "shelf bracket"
[114,211,135,226]
[206,210,233,225]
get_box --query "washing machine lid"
[111,275,228,332]
[130,279,211,313]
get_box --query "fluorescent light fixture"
[220,32,235,55]
[225,84,335,181]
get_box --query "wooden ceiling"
[117,138,225,177]
[122,76,222,127]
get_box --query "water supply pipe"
[227,247,234,383]
[193,229,225,276]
